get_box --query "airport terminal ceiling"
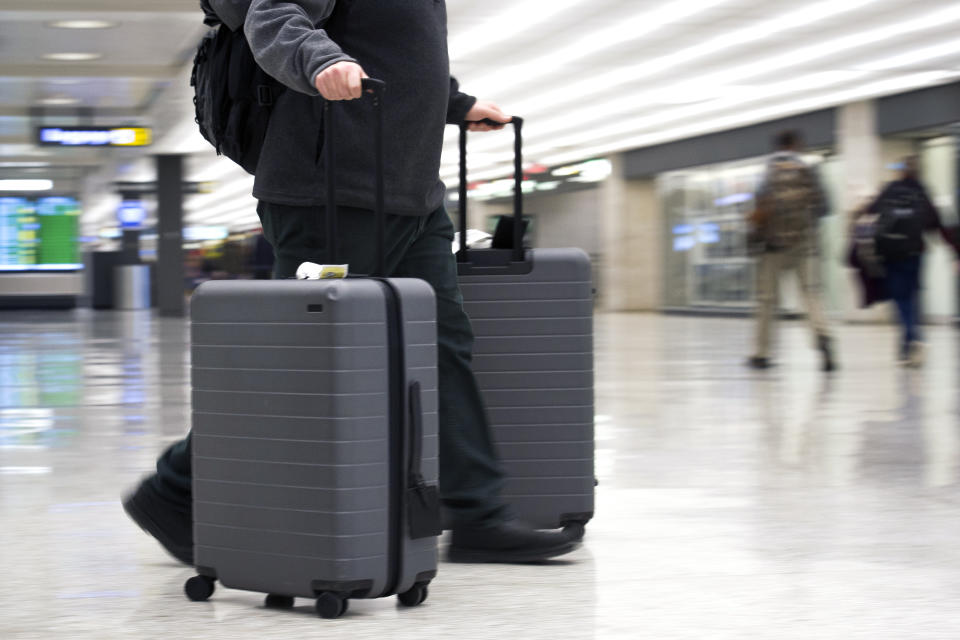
[0,0,959,236]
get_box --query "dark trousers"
[154,203,506,527]
[886,256,922,349]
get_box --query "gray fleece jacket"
[208,0,477,215]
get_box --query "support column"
[837,101,883,213]
[598,153,662,311]
[156,154,184,317]
[835,102,889,323]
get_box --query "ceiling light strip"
[443,0,883,145]
[446,71,956,184]
[518,71,870,160]
[449,0,594,61]
[451,6,960,160]
[461,0,737,99]
[539,71,958,167]
[859,36,960,71]
[514,0,882,111]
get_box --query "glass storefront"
[656,136,957,320]
[659,154,833,312]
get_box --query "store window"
[659,154,830,311]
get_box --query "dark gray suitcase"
[455,120,595,538]
[184,80,442,618]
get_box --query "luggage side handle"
[406,381,441,540]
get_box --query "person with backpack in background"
[868,157,959,368]
[122,0,583,567]
[747,131,836,372]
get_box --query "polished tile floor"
[1,310,959,639]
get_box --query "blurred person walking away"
[747,131,835,371]
[122,0,580,567]
[868,157,959,367]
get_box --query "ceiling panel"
[0,13,204,67]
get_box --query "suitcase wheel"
[184,575,216,602]
[397,582,429,607]
[315,592,348,619]
[561,521,587,542]
[264,594,295,609]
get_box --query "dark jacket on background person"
[208,0,477,215]
[848,177,958,307]
[867,177,959,257]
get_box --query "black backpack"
[191,4,284,175]
[874,181,926,261]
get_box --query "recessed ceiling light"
[48,20,119,30]
[39,97,80,106]
[42,53,102,62]
[0,162,51,168]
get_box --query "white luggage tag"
[296,262,349,280]
[451,229,492,254]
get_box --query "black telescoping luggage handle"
[323,78,387,277]
[457,116,525,263]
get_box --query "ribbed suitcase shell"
[459,248,595,530]
[190,277,438,600]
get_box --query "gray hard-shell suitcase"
[184,80,442,618]
[455,120,595,539]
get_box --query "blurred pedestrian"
[747,130,835,371]
[868,157,959,367]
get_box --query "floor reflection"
[0,310,958,638]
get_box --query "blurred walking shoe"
[122,478,194,566]
[818,334,837,372]
[747,356,774,370]
[906,341,925,368]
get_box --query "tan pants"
[753,247,829,359]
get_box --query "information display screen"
[0,196,82,271]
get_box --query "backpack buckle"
[257,85,273,106]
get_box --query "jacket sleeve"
[447,77,478,125]
[244,0,356,96]
[919,185,960,258]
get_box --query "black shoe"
[447,518,580,564]
[747,356,773,370]
[122,478,194,566]
[817,334,837,372]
